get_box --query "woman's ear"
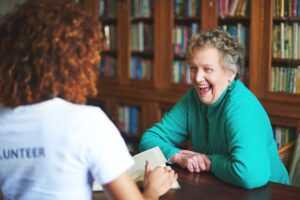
[227,70,236,83]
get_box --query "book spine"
[293,23,298,59]
[280,22,285,59]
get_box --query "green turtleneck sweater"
[139,80,290,189]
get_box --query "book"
[129,106,138,135]
[93,146,180,191]
[129,146,180,190]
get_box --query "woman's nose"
[195,71,205,82]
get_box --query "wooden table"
[93,165,300,200]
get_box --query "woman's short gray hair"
[186,28,245,80]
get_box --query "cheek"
[212,76,230,91]
[207,74,225,88]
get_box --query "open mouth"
[196,84,212,95]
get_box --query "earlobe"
[228,71,236,83]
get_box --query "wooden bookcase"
[217,0,251,85]
[82,0,300,162]
[260,0,300,166]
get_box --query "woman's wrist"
[169,152,181,164]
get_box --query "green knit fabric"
[139,80,290,189]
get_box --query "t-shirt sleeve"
[79,108,134,185]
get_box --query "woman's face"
[189,47,235,105]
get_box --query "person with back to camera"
[0,0,177,199]
[139,28,290,189]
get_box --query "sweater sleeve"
[139,90,192,160]
[209,99,271,189]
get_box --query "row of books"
[219,0,249,18]
[174,0,201,17]
[222,23,248,48]
[272,23,300,59]
[104,25,117,50]
[130,57,153,80]
[173,23,200,57]
[172,60,192,84]
[173,24,248,58]
[118,105,140,136]
[132,0,153,18]
[270,66,300,94]
[99,0,116,18]
[273,125,297,149]
[99,55,117,77]
[273,0,300,17]
[131,22,154,51]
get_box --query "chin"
[196,92,213,105]
[198,97,211,105]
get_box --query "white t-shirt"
[0,98,134,200]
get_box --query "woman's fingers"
[196,155,207,171]
[186,161,194,172]
[177,152,211,173]
[191,157,201,172]
[185,154,210,173]
[145,160,151,174]
[203,156,211,171]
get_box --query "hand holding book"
[129,146,180,189]
[143,160,178,198]
[93,146,180,192]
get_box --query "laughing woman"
[139,29,290,189]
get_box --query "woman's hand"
[143,161,178,199]
[170,150,211,173]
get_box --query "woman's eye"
[190,67,197,72]
[205,68,213,72]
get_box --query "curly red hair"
[0,0,105,107]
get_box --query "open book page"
[129,146,180,189]
[92,146,180,191]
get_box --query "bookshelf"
[262,0,300,102]
[98,0,118,79]
[83,0,300,165]
[171,0,201,86]
[273,124,298,167]
[130,0,154,82]
[218,0,250,85]
[117,103,141,153]
[260,0,300,165]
